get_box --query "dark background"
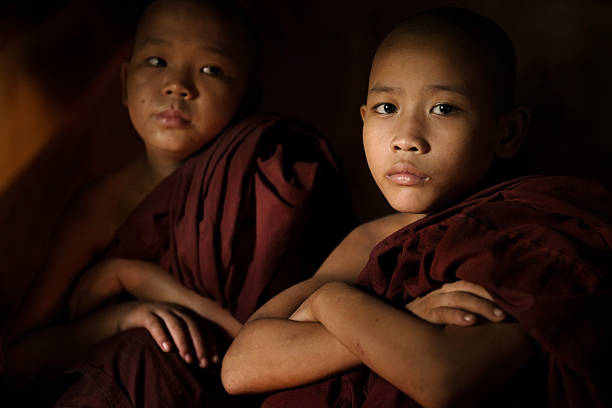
[1,0,611,313]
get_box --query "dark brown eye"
[201,66,223,77]
[432,104,456,115]
[374,103,398,114]
[146,56,166,67]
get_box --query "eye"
[201,66,223,77]
[431,103,457,115]
[374,103,398,115]
[146,56,167,67]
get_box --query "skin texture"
[360,34,527,214]
[222,30,532,408]
[122,0,251,175]
[3,0,251,378]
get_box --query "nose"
[391,115,430,154]
[163,71,198,100]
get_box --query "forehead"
[369,34,498,111]
[370,34,486,89]
[133,1,246,60]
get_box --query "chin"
[383,190,433,215]
[388,200,431,215]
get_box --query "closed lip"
[153,109,192,126]
[385,162,430,185]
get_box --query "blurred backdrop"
[1,0,611,315]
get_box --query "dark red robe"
[53,114,355,407]
[263,175,612,408]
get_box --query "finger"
[442,291,505,322]
[156,310,195,364]
[441,280,495,301]
[203,326,220,366]
[431,306,479,326]
[173,310,210,368]
[143,313,173,353]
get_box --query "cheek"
[362,126,388,179]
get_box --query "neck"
[143,148,183,185]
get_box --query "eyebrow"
[368,84,469,97]
[368,85,403,95]
[139,37,232,58]
[423,84,469,96]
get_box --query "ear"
[495,106,530,159]
[120,62,129,107]
[360,104,367,122]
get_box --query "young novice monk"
[1,0,353,397]
[222,7,612,408]
[0,0,255,378]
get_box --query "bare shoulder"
[64,160,148,246]
[310,213,424,285]
[357,212,425,246]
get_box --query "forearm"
[4,301,137,378]
[72,258,242,337]
[312,282,535,408]
[114,259,242,337]
[222,317,360,394]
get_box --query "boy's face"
[123,0,251,162]
[361,35,503,214]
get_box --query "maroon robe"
[54,114,355,407]
[263,175,612,408]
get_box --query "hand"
[120,301,222,368]
[406,280,505,326]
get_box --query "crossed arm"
[222,215,537,408]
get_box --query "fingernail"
[463,314,475,322]
[184,354,192,363]
[211,355,219,364]
[200,358,208,368]
[162,342,171,352]
[493,308,504,317]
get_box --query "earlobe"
[495,106,530,159]
[360,105,367,122]
[120,63,129,107]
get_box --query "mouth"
[385,162,430,186]
[153,110,192,128]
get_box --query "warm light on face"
[361,36,501,215]
[123,1,251,163]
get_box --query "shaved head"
[378,8,517,112]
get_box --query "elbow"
[220,328,254,395]
[220,350,250,395]
[399,363,470,408]
[220,364,242,395]
[221,321,272,395]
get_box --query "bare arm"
[222,214,423,393]
[5,300,145,377]
[222,212,523,404]
[70,258,242,338]
[1,186,122,379]
[3,190,116,345]
[301,281,536,408]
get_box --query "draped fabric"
[55,114,355,407]
[263,175,612,407]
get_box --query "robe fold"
[54,114,355,407]
[262,175,612,408]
